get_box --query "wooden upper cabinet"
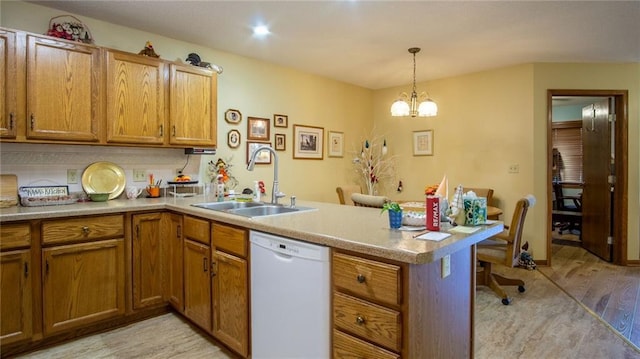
[0,29,17,139]
[169,64,216,147]
[105,50,165,145]
[26,35,101,142]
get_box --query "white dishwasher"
[250,231,330,359]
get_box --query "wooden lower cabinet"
[333,329,400,359]
[166,213,184,312]
[0,249,32,345]
[132,213,164,309]
[42,239,125,335]
[183,239,212,331]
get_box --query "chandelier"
[390,47,438,117]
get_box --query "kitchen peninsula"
[1,196,502,358]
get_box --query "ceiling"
[28,1,640,90]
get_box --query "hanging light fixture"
[390,47,438,117]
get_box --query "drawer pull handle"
[356,274,366,283]
[356,315,366,325]
[82,226,90,234]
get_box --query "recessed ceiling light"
[253,25,270,36]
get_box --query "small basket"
[46,15,94,44]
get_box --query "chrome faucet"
[247,146,286,205]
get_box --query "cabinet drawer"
[0,223,31,250]
[333,292,401,352]
[333,252,401,305]
[42,215,123,245]
[212,223,247,257]
[333,329,400,359]
[183,216,210,245]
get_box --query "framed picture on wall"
[227,129,241,148]
[275,134,286,151]
[225,109,242,124]
[413,129,434,156]
[274,114,288,128]
[327,131,344,157]
[246,141,272,165]
[293,124,324,160]
[247,117,270,141]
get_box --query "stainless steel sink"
[191,201,265,211]
[191,201,315,218]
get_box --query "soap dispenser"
[216,175,224,202]
[253,180,261,202]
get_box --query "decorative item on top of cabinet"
[138,41,159,58]
[0,29,17,139]
[46,15,93,44]
[0,223,32,346]
[26,34,101,142]
[169,63,217,147]
[105,49,165,145]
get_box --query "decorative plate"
[81,161,126,200]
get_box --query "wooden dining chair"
[476,195,535,305]
[336,185,362,205]
[350,193,389,208]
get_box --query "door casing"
[547,89,628,265]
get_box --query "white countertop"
[0,195,503,264]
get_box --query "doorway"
[547,90,628,265]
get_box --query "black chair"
[551,182,582,235]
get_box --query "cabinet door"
[166,213,183,311]
[105,50,165,145]
[169,64,216,147]
[212,250,248,357]
[26,35,100,142]
[184,239,211,331]
[42,239,125,335]
[0,250,32,345]
[0,29,17,139]
[132,213,164,309]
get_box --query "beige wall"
[3,1,638,261]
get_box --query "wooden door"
[166,213,184,311]
[0,29,17,139]
[26,35,100,142]
[132,213,164,309]
[0,250,32,345]
[105,50,165,145]
[169,64,216,146]
[212,250,248,357]
[42,239,125,335]
[581,100,612,261]
[184,239,211,331]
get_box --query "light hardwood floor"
[539,241,640,350]
[13,263,640,359]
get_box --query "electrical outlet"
[441,254,451,278]
[508,164,520,174]
[133,169,147,182]
[67,169,78,184]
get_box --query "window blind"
[552,120,583,182]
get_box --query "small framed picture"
[225,109,242,124]
[327,131,344,157]
[413,130,434,156]
[247,117,270,141]
[293,124,324,160]
[247,141,272,165]
[227,129,241,148]
[274,114,288,128]
[275,134,286,151]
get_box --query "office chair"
[336,185,362,205]
[476,195,535,305]
[350,193,389,208]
